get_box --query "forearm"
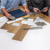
[28,0,33,11]
[45,0,49,7]
[23,5,28,9]
[1,8,8,15]
[1,8,12,18]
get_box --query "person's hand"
[42,7,48,12]
[33,8,38,12]
[6,13,12,19]
[24,9,30,14]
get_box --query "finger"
[27,11,30,14]
[8,16,11,19]
[9,14,12,17]
[42,10,47,12]
[24,10,26,12]
[26,11,28,14]
[34,11,37,12]
[44,8,47,10]
[6,16,10,18]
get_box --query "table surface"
[0,6,50,50]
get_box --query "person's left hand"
[42,7,48,12]
[24,9,30,14]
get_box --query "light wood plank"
[12,24,31,41]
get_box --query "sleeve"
[28,0,34,11]
[44,0,49,7]
[1,0,7,9]
[21,0,27,6]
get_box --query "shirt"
[0,0,27,13]
[28,0,49,11]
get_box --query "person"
[28,0,49,16]
[0,0,29,18]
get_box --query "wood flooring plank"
[1,23,12,30]
[12,24,31,41]
[7,19,23,34]
[7,24,22,34]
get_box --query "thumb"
[9,14,12,17]
[24,10,26,12]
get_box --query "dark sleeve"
[28,0,34,11]
[44,0,49,7]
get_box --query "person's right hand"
[6,13,12,19]
[33,8,38,12]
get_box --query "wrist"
[5,12,9,16]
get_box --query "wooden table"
[0,6,50,41]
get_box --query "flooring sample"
[1,23,12,30]
[33,17,49,27]
[10,16,16,20]
[27,19,34,25]
[24,17,29,19]
[35,21,47,26]
[21,20,27,24]
[24,26,43,30]
[7,21,22,34]
[12,24,31,41]
[12,23,20,26]
[7,17,23,24]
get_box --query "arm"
[28,0,38,12]
[44,0,49,7]
[42,0,49,12]
[21,0,29,14]
[1,0,12,18]
[28,0,33,11]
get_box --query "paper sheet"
[0,16,8,28]
[12,23,20,26]
[27,19,34,25]
[31,17,50,28]
[21,19,34,25]
[7,17,23,24]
